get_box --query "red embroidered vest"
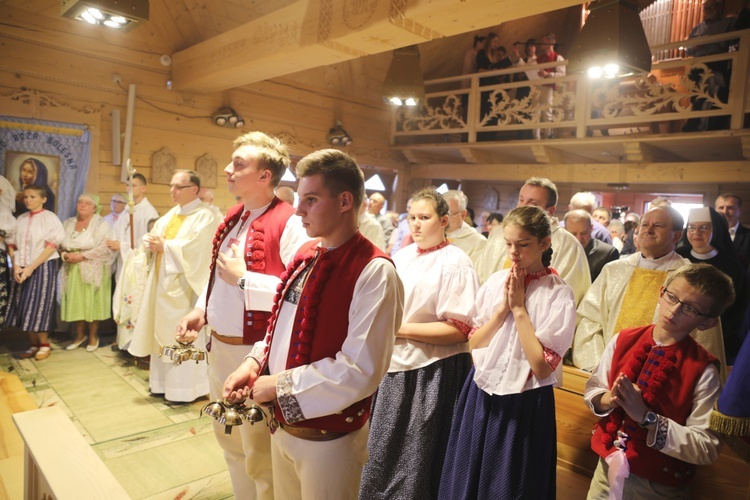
[205,197,295,343]
[591,325,717,487]
[263,232,392,432]
[537,50,560,89]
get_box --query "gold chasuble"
[612,268,666,335]
[155,213,186,277]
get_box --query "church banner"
[0,116,91,220]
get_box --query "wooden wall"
[0,5,406,217]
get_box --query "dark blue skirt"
[6,259,58,332]
[360,353,472,500]
[438,367,557,500]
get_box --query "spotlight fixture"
[61,0,149,32]
[327,121,352,146]
[568,0,652,79]
[383,45,425,106]
[212,107,245,128]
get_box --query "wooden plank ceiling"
[0,0,588,95]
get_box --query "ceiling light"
[383,46,425,106]
[212,107,245,129]
[327,120,352,146]
[61,0,149,32]
[568,0,652,79]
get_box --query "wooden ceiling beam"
[171,0,584,93]
[623,141,683,163]
[458,148,496,164]
[531,144,563,164]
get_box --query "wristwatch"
[237,277,245,290]
[639,410,658,428]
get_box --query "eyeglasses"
[661,288,708,318]
[112,200,127,205]
[686,224,711,232]
[169,184,196,190]
[449,211,463,217]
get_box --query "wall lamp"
[327,121,352,146]
[61,0,149,32]
[383,46,425,106]
[568,0,652,79]
[212,107,245,128]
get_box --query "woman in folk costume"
[0,175,17,324]
[360,187,479,500]
[59,193,115,352]
[677,206,749,365]
[6,185,65,360]
[439,205,576,499]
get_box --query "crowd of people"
[459,0,750,140]
[2,130,749,499]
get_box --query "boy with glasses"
[584,263,734,499]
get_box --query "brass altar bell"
[201,399,268,435]
[160,341,207,366]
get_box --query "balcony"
[392,30,750,186]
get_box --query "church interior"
[1,0,750,498]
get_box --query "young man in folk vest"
[223,149,404,499]
[176,132,309,500]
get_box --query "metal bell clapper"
[200,400,268,435]
[160,341,207,366]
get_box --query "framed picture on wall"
[5,151,60,214]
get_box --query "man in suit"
[564,209,619,282]
[715,193,750,269]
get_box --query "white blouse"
[472,270,576,395]
[388,242,480,372]
[8,210,65,266]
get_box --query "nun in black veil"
[677,206,749,363]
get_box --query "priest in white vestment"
[107,173,159,282]
[443,190,486,268]
[129,170,220,402]
[475,178,591,304]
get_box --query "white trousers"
[271,423,369,500]
[209,339,274,500]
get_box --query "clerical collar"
[177,198,203,215]
[417,240,449,254]
[690,248,719,260]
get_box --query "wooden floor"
[557,465,591,500]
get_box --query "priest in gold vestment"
[129,170,220,402]
[573,206,727,373]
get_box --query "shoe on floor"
[35,346,51,360]
[19,346,39,359]
[66,338,86,350]
[86,340,99,352]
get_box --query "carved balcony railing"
[391,29,750,145]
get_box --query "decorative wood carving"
[2,89,99,116]
[195,153,218,188]
[151,147,177,185]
